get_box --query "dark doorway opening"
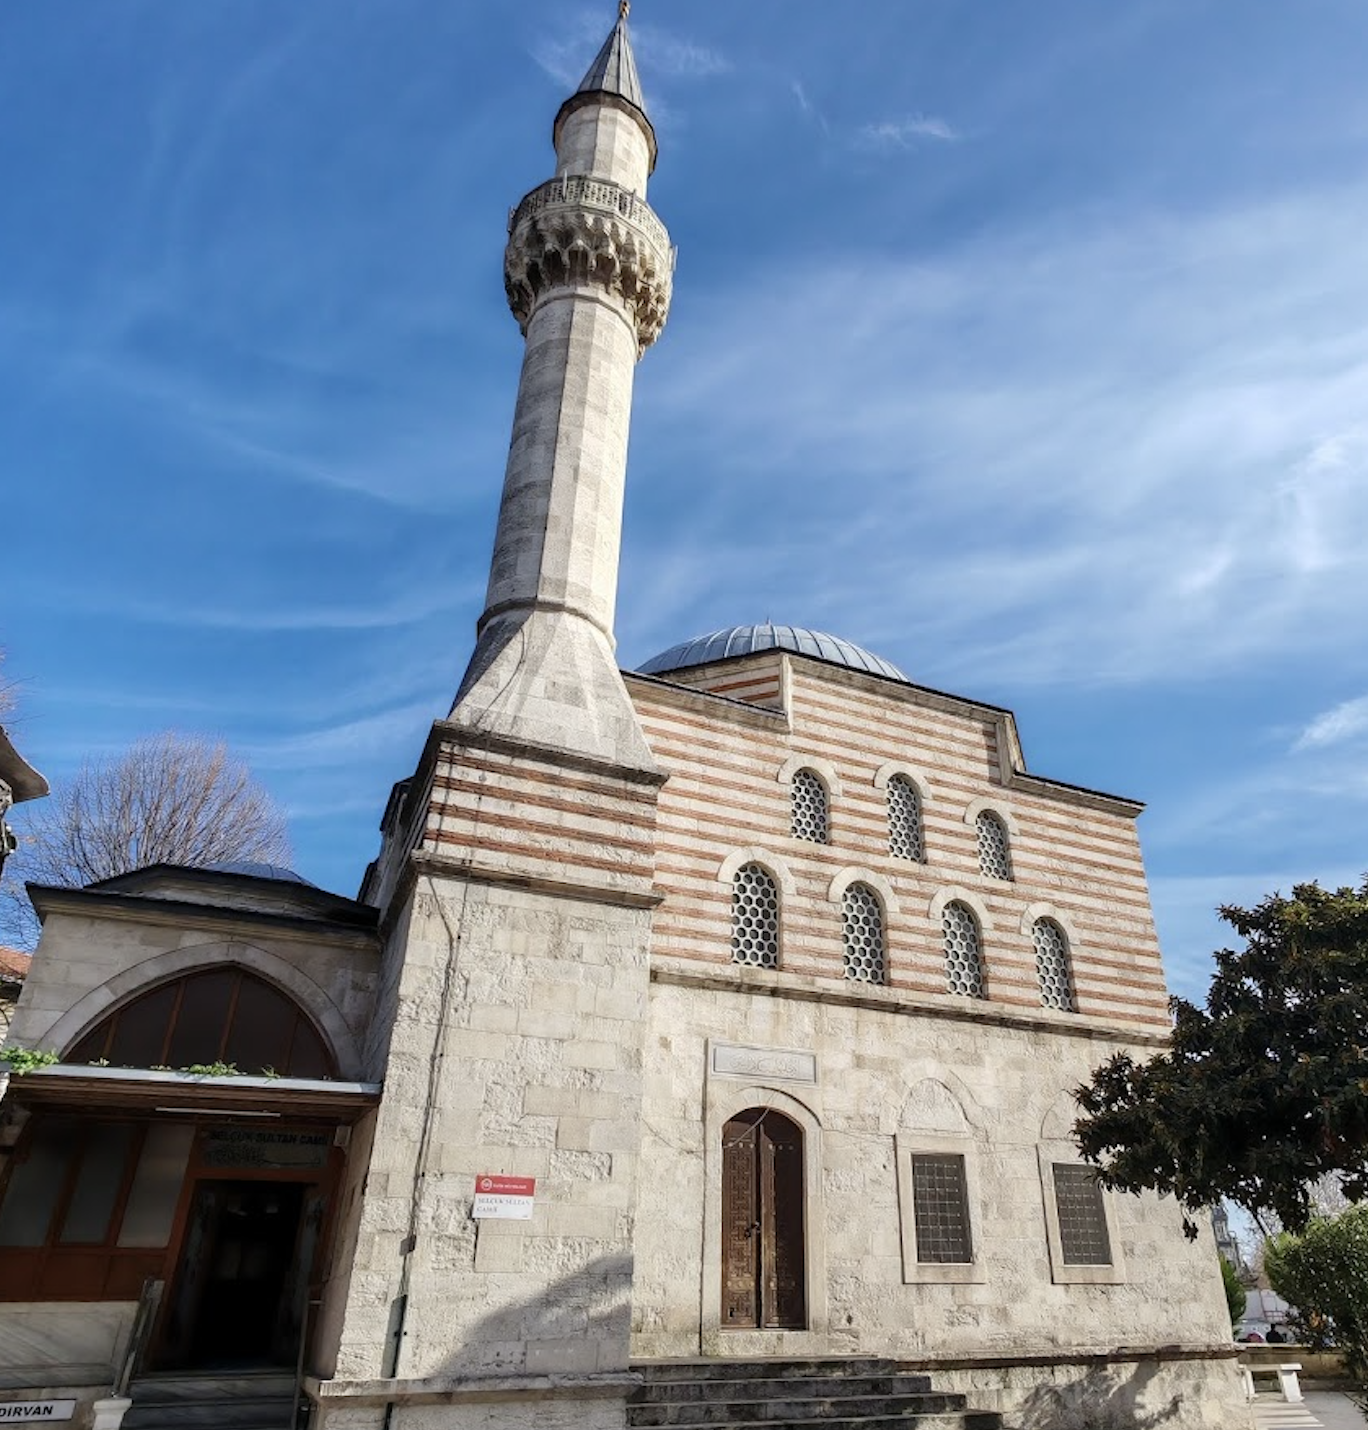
[160,1180,310,1370]
[721,1109,806,1330]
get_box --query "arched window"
[886,775,925,861]
[841,882,886,985]
[732,863,780,969]
[790,769,829,844]
[67,968,335,1078]
[942,901,986,999]
[1032,918,1076,1012]
[976,810,1012,880]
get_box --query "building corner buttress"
[314,15,667,1425]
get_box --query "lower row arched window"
[732,863,780,969]
[941,901,986,999]
[841,882,886,985]
[1032,918,1076,1011]
[728,868,1077,1012]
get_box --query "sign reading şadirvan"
[0,1402,77,1422]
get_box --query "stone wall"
[633,978,1228,1358]
[629,657,1170,1030]
[7,908,377,1079]
[314,873,654,1404]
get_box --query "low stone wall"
[928,1347,1252,1430]
[0,1303,135,1430]
[1239,1344,1348,1384]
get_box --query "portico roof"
[2,1063,381,1120]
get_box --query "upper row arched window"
[787,765,1012,880]
[976,811,1012,880]
[729,866,1076,1012]
[886,775,924,861]
[1032,918,1076,1012]
[790,769,829,843]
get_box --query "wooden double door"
[721,1110,806,1330]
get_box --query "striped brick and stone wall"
[623,652,1243,1427]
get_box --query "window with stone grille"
[942,902,986,999]
[976,810,1012,880]
[1032,919,1075,1012]
[790,769,829,844]
[841,883,886,985]
[910,1153,973,1263]
[732,863,779,969]
[1052,1164,1113,1265]
[886,775,924,861]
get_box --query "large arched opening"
[0,968,371,1373]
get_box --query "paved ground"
[1253,1391,1365,1430]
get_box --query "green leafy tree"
[1219,1254,1245,1331]
[1265,1208,1368,1392]
[1074,881,1368,1236]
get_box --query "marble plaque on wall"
[710,1041,818,1085]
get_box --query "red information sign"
[477,1175,536,1197]
[473,1174,536,1220]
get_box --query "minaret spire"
[449,6,674,767]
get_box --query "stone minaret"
[314,12,670,1429]
[452,0,672,769]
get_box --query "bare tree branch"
[1,732,291,949]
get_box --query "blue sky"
[4,1,1368,1000]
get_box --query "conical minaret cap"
[554,3,657,172]
[577,3,646,112]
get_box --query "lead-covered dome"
[638,624,908,682]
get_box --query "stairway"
[124,1372,298,1430]
[630,1359,1003,1430]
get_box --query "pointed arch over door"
[721,1109,806,1330]
[67,967,336,1078]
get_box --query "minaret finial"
[619,1,630,18]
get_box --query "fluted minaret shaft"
[450,8,671,768]
[475,18,670,647]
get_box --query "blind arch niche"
[68,967,336,1079]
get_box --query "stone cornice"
[650,960,1172,1048]
[27,885,381,951]
[623,670,792,731]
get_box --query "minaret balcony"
[509,173,673,260]
[505,174,675,355]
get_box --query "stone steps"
[630,1358,1002,1430]
[124,1372,297,1430]
[644,1376,940,1402]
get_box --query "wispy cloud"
[1294,695,1368,751]
[241,701,436,770]
[104,588,474,634]
[637,180,1368,691]
[790,80,831,137]
[858,114,961,149]
[531,13,728,89]
[634,25,730,79]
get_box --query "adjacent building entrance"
[160,1181,315,1369]
[720,1109,806,1329]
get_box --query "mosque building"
[0,9,1247,1429]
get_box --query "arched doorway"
[721,1109,806,1330]
[0,968,346,1371]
